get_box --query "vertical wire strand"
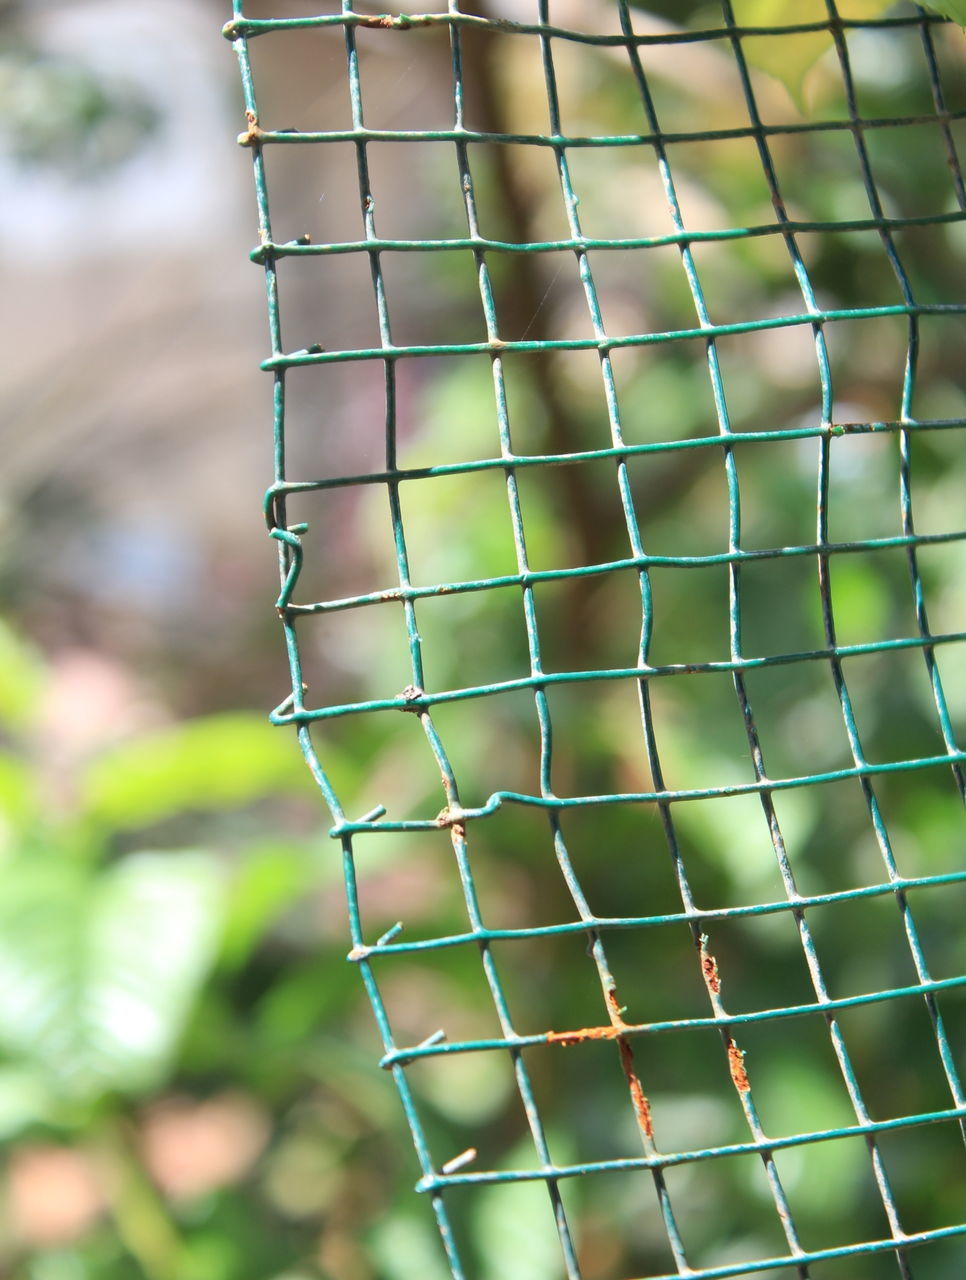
[339,6,482,1269]
[234,8,466,1273]
[449,0,678,1266]
[828,4,965,803]
[537,3,816,1271]
[531,373,698,1280]
[614,4,848,1271]
[339,14,586,1269]
[916,9,966,211]
[719,5,964,1271]
[719,8,935,1272]
[530,5,696,1271]
[444,8,585,1275]
[822,0,966,1138]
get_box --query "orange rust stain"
[548,985,653,1141]
[700,941,721,996]
[548,986,629,1044]
[618,1036,654,1141]
[547,1025,622,1047]
[435,809,465,833]
[239,110,263,147]
[727,1039,750,1093]
[605,986,628,1028]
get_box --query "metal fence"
[227,4,966,1276]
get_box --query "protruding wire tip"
[441,1148,477,1175]
[416,1029,447,1050]
[376,921,404,947]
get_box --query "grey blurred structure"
[1,0,272,703]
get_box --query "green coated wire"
[227,3,966,1276]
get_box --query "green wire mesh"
[226,3,965,1276]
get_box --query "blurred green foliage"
[0,48,158,178]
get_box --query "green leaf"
[368,1215,452,1280]
[220,841,322,969]
[736,0,894,108]
[922,1,966,22]
[81,712,313,831]
[0,851,223,1104]
[472,1135,574,1280]
[0,1065,55,1139]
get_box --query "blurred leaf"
[253,959,354,1054]
[81,713,313,831]
[23,1253,94,1280]
[369,1214,452,1280]
[826,556,890,641]
[220,842,321,970]
[0,617,45,731]
[0,751,36,830]
[923,1,966,21]
[418,1047,514,1125]
[0,1065,54,1139]
[472,1137,572,1280]
[737,0,893,108]
[0,851,222,1104]
[0,50,159,177]
[176,1233,243,1280]
[308,1037,400,1127]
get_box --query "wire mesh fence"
[227,3,965,1276]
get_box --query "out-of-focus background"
[0,1,964,1278]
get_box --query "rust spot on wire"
[434,807,466,832]
[399,684,424,710]
[699,934,721,996]
[605,987,628,1026]
[547,985,629,1045]
[727,1039,750,1093]
[360,13,418,29]
[238,109,263,147]
[549,983,630,1045]
[548,985,653,1139]
[607,987,653,1139]
[617,1035,654,1140]
[547,1024,622,1046]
